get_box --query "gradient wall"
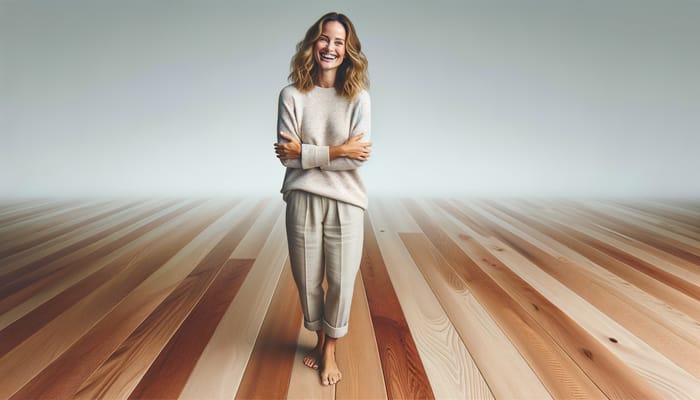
[2,0,698,199]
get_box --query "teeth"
[321,53,337,60]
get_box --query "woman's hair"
[289,12,369,100]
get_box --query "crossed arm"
[274,89,372,171]
[274,132,372,170]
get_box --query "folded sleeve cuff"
[301,144,330,169]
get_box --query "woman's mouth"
[320,53,337,61]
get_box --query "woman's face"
[314,21,346,72]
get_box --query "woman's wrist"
[329,144,346,161]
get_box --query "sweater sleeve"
[276,88,302,169]
[320,90,371,171]
[277,87,333,170]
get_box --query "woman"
[273,11,372,386]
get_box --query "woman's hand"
[274,132,301,160]
[332,133,371,161]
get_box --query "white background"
[2,0,698,199]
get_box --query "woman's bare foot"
[321,336,342,385]
[303,330,324,370]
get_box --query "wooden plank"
[0,200,144,279]
[0,199,57,219]
[605,201,700,241]
[0,200,190,330]
[478,231,700,400]
[460,200,699,398]
[3,199,238,399]
[234,258,302,399]
[74,201,267,399]
[370,199,493,400]
[495,200,700,333]
[510,199,700,324]
[0,201,201,358]
[408,199,611,400]
[593,200,700,249]
[527,205,700,351]
[286,319,335,400]
[576,201,700,272]
[0,200,80,228]
[360,211,435,399]
[128,258,255,399]
[177,209,289,399]
[474,200,700,341]
[400,232,550,400]
[623,200,700,234]
[231,198,283,259]
[0,200,119,256]
[333,272,387,400]
[0,199,161,280]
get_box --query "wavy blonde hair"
[288,12,369,100]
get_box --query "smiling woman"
[272,11,372,387]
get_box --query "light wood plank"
[370,199,494,400]
[3,199,239,399]
[409,199,607,399]
[235,257,302,399]
[0,200,193,331]
[74,201,267,399]
[462,200,700,398]
[178,208,289,399]
[360,211,436,399]
[129,258,255,399]
[334,272,388,400]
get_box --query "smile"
[320,53,338,61]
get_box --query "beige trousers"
[284,189,365,338]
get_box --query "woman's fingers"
[274,134,301,160]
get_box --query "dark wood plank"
[360,211,435,399]
[129,258,255,399]
[575,202,700,268]
[235,260,302,399]
[0,200,120,257]
[6,200,237,400]
[0,200,80,228]
[0,200,198,332]
[0,200,166,297]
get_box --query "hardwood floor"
[0,197,698,399]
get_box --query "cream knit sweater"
[276,84,371,210]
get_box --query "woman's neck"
[316,70,337,88]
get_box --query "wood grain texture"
[6,199,240,399]
[287,321,336,400]
[0,197,698,399]
[234,257,302,399]
[370,199,494,400]
[74,200,267,399]
[177,207,289,399]
[459,199,700,399]
[360,211,436,399]
[0,200,198,338]
[400,232,550,400]
[129,258,255,399]
[405,199,610,400]
[334,271,388,400]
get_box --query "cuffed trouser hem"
[304,318,323,331]
[323,319,348,338]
